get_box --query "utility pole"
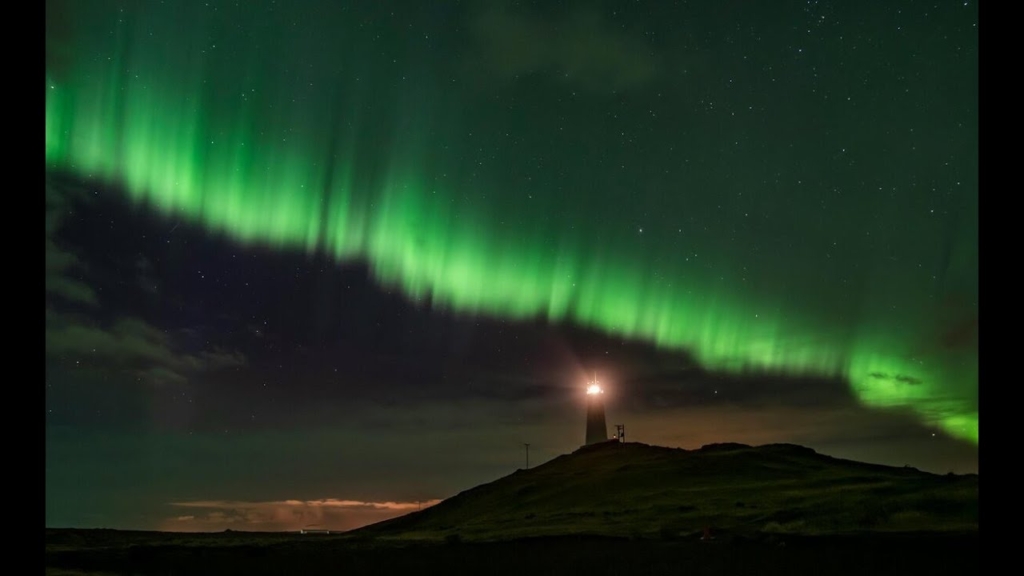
[523,443,531,469]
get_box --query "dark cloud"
[46,240,98,306]
[138,366,190,388]
[868,372,923,386]
[46,181,245,390]
[468,1,660,91]
[46,311,246,387]
[46,180,98,306]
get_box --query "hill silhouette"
[44,442,978,575]
[353,441,977,542]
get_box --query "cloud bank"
[161,498,442,532]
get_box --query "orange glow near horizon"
[159,498,443,533]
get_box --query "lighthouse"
[584,375,608,445]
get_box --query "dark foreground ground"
[46,530,977,576]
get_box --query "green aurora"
[45,1,977,443]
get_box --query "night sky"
[45,0,978,532]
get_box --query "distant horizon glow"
[160,498,443,533]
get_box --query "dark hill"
[353,442,977,542]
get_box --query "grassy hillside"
[353,442,977,541]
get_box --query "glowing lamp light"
[587,384,603,395]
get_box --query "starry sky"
[45,0,978,532]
